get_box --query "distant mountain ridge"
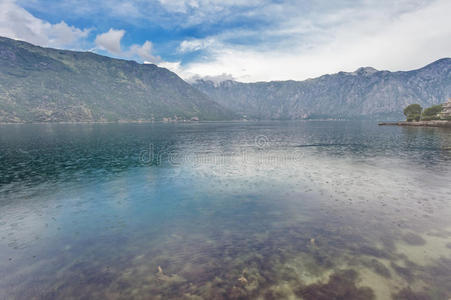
[1,36,450,123]
[0,36,235,123]
[193,59,451,120]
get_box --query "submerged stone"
[363,259,391,278]
[390,262,414,282]
[402,233,426,246]
[392,287,430,300]
[358,245,390,259]
[296,269,375,300]
[238,275,248,285]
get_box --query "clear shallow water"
[0,121,450,299]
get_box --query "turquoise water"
[0,121,451,299]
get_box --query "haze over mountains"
[0,36,450,123]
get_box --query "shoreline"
[0,119,374,125]
[378,120,451,128]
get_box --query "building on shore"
[440,98,451,119]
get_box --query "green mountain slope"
[0,36,234,123]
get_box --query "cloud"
[95,28,125,54]
[5,0,451,83]
[186,73,236,84]
[157,61,183,73]
[0,0,89,48]
[178,38,216,53]
[94,28,169,65]
[129,41,161,63]
[158,0,261,13]
[175,0,451,82]
[155,0,267,28]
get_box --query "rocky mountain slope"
[1,36,450,122]
[193,59,451,120]
[0,36,234,123]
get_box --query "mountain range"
[193,59,451,120]
[0,36,234,123]
[0,36,450,122]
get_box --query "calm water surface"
[0,121,450,299]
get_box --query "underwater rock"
[421,257,451,298]
[311,250,334,268]
[446,242,451,249]
[380,236,396,252]
[358,245,390,259]
[390,262,414,282]
[426,257,451,280]
[262,289,292,300]
[238,275,248,285]
[156,266,186,283]
[229,286,248,299]
[392,287,430,300]
[296,269,375,300]
[402,233,426,246]
[364,259,391,278]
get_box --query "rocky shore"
[378,120,451,128]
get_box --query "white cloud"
[95,29,162,63]
[4,0,451,83]
[95,28,125,54]
[157,0,264,26]
[129,41,161,63]
[0,0,89,48]
[158,0,259,13]
[94,28,179,68]
[178,38,216,53]
[186,73,236,84]
[157,61,183,73]
[175,0,451,82]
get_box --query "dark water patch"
[402,232,426,246]
[362,258,391,278]
[356,245,391,259]
[391,262,415,283]
[380,235,397,252]
[393,288,430,300]
[296,269,375,300]
[424,258,451,294]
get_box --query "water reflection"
[0,121,450,299]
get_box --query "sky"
[0,0,450,82]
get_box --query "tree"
[421,104,443,120]
[403,104,422,117]
[406,114,421,122]
[403,104,422,122]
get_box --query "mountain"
[2,36,450,123]
[0,36,235,123]
[193,59,451,120]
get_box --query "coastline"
[0,119,368,125]
[378,120,451,128]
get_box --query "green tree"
[421,104,443,120]
[404,104,422,117]
[403,104,422,122]
[406,114,421,122]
